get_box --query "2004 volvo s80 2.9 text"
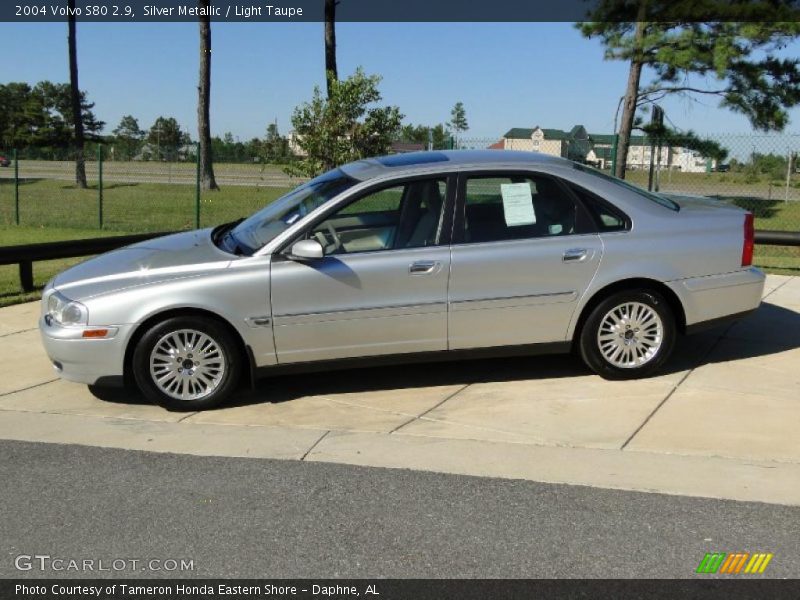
[40,151,765,410]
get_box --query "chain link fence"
[455,133,800,219]
[0,146,305,233]
[458,132,800,271]
[1,133,798,271]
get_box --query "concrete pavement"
[1,275,798,505]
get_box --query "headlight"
[46,291,88,326]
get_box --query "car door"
[448,170,603,350]
[270,175,454,364]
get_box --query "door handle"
[563,248,589,262]
[409,260,439,274]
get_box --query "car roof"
[340,150,572,181]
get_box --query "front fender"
[84,257,277,368]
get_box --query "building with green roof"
[501,125,589,161]
[500,125,716,172]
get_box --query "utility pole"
[647,105,664,192]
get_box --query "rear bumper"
[667,267,766,330]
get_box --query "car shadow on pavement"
[230,301,800,408]
[88,384,149,405]
[230,353,589,408]
[90,301,798,409]
[663,301,800,374]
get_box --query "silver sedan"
[40,151,765,410]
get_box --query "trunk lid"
[659,192,746,216]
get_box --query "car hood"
[53,229,234,299]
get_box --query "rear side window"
[572,163,679,211]
[462,175,585,243]
[569,184,630,232]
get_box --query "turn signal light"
[82,329,109,338]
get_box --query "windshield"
[224,169,357,254]
[572,163,679,211]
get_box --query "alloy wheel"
[148,328,226,401]
[596,301,664,369]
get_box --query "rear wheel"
[132,316,241,411]
[579,289,676,380]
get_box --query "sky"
[1,21,799,142]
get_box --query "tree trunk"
[67,0,87,189]
[614,19,646,180]
[198,0,218,191]
[324,0,338,98]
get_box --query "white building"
[501,126,717,172]
[671,149,716,173]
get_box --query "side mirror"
[289,239,324,260]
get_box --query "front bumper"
[668,267,766,329]
[39,316,133,386]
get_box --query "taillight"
[742,213,754,267]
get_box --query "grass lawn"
[0,179,292,232]
[722,196,800,232]
[752,245,800,276]
[0,227,133,307]
[3,225,796,308]
[0,180,295,306]
[625,169,800,201]
[3,172,799,231]
[1,173,798,306]
[0,176,295,306]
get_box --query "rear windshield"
[572,163,680,211]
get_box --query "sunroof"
[376,152,450,167]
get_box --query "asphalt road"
[1,440,798,579]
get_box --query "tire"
[579,289,676,380]
[132,316,242,411]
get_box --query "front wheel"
[579,289,676,380]
[132,316,242,411]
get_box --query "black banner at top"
[2,0,800,22]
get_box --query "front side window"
[309,178,447,255]
[225,169,357,254]
[462,174,582,243]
